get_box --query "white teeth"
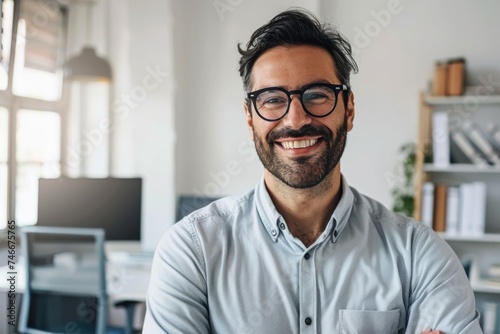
[281,139,318,149]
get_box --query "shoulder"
[180,189,255,231]
[349,186,450,253]
[157,189,256,251]
[349,186,421,231]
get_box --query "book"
[445,186,460,235]
[470,182,487,236]
[481,122,500,151]
[462,121,500,165]
[421,182,435,228]
[458,182,486,236]
[433,184,447,232]
[450,130,489,166]
[450,133,474,164]
[486,122,500,148]
[459,183,474,235]
[432,112,450,167]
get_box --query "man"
[143,9,481,334]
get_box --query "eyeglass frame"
[246,83,350,122]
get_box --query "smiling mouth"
[277,138,321,149]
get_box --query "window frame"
[0,0,70,227]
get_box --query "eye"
[264,97,287,105]
[305,92,328,100]
[256,90,288,108]
[303,87,335,104]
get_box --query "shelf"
[471,279,500,294]
[424,164,500,173]
[424,94,500,105]
[418,90,500,297]
[438,233,500,243]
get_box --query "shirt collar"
[255,175,355,243]
[331,175,354,243]
[255,177,282,242]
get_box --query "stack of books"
[420,181,486,236]
[432,112,500,167]
[483,301,500,334]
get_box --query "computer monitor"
[37,178,142,241]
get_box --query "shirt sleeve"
[405,225,482,334]
[143,220,210,334]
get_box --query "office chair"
[176,195,220,221]
[19,226,139,334]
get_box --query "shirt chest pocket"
[339,309,400,334]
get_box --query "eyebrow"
[253,79,336,92]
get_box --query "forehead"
[250,45,339,91]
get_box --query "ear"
[244,101,255,141]
[346,91,355,132]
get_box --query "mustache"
[267,124,332,144]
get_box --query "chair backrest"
[176,195,220,222]
[19,226,107,334]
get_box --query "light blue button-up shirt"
[143,177,481,333]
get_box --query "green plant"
[391,142,417,217]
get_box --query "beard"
[253,116,348,189]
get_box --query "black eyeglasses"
[247,83,349,122]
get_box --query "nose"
[282,95,312,129]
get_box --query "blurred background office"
[0,0,500,332]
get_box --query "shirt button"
[304,253,310,260]
[333,230,338,238]
[271,229,277,236]
[279,222,286,230]
[305,317,312,325]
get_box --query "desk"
[0,254,152,333]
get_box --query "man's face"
[245,45,355,189]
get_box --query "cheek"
[252,119,274,140]
[329,109,347,129]
[317,116,338,133]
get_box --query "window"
[16,110,61,224]
[0,109,8,228]
[13,0,64,100]
[0,0,66,229]
[0,0,15,90]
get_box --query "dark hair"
[238,9,358,93]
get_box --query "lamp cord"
[86,2,92,45]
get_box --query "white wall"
[110,0,176,251]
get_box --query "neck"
[264,166,343,247]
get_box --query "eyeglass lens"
[255,85,337,120]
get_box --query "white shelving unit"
[415,92,500,315]
[472,280,500,295]
[424,94,500,105]
[438,232,500,243]
[424,163,500,174]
